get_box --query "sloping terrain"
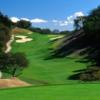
[0,31,100,100]
[11,32,87,85]
[12,27,32,34]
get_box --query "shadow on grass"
[45,29,100,81]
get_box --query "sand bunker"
[0,78,31,88]
[15,35,33,43]
[49,35,64,41]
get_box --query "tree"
[0,12,13,52]
[70,6,100,81]
[29,27,42,33]
[83,6,100,34]
[74,16,85,31]
[29,27,53,34]
[0,52,28,77]
[59,30,71,35]
[0,24,11,52]
[52,29,59,34]
[41,29,51,34]
[16,20,32,29]
[0,12,13,28]
[10,53,28,77]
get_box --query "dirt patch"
[0,77,31,88]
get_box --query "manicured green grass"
[0,84,100,100]
[1,32,100,100]
[12,33,87,84]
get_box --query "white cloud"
[31,18,48,23]
[59,21,68,26]
[10,17,48,24]
[10,12,84,30]
[10,17,20,23]
[67,16,74,24]
[74,12,84,17]
[52,20,68,26]
[52,11,84,27]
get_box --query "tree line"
[0,12,28,77]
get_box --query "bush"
[10,52,29,77]
[0,52,28,77]
[79,67,100,81]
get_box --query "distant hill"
[12,27,33,34]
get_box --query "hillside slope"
[1,31,100,100]
[11,32,87,85]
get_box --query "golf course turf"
[0,84,100,100]
[0,32,99,100]
[12,32,87,84]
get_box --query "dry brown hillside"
[12,27,32,34]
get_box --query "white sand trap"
[15,35,33,43]
[49,35,64,41]
[15,35,27,38]
[16,38,33,43]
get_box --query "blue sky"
[0,0,100,31]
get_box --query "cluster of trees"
[0,12,12,52]
[0,12,13,29]
[29,27,52,34]
[0,24,11,52]
[15,20,32,29]
[52,6,100,81]
[76,6,100,81]
[0,12,28,77]
[0,52,28,77]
